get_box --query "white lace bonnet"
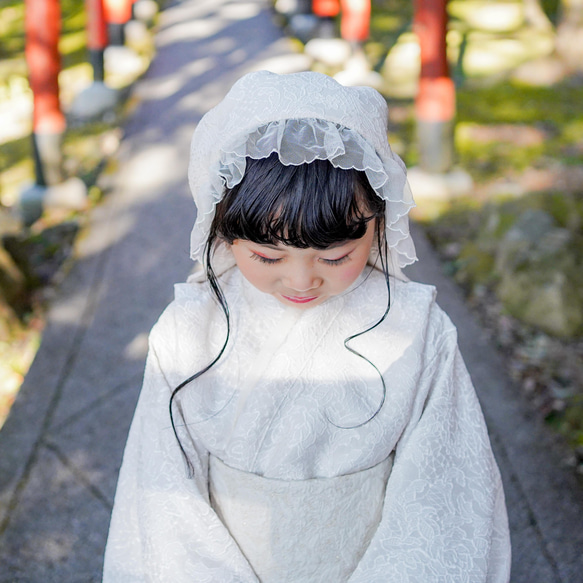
[188,70,417,275]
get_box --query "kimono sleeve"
[102,340,259,583]
[349,325,511,583]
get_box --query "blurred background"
[0,0,582,477]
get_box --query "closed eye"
[250,253,282,264]
[321,254,351,266]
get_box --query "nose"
[284,264,322,293]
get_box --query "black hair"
[212,153,384,248]
[170,154,392,474]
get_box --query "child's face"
[230,220,376,309]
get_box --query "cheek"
[334,247,371,286]
[239,263,270,287]
[237,259,281,292]
[337,262,366,285]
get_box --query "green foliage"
[386,105,417,166]
[0,1,25,58]
[540,0,561,24]
[491,191,583,232]
[457,83,583,126]
[0,0,87,81]
[455,241,496,286]
[456,133,545,180]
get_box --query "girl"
[103,71,511,582]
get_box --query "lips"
[282,295,318,304]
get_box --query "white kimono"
[103,266,511,582]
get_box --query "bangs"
[214,153,384,249]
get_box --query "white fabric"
[103,267,511,582]
[187,70,417,274]
[209,454,393,582]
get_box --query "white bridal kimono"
[103,266,511,582]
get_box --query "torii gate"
[22,0,132,223]
[24,0,132,190]
[311,0,454,173]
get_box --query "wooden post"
[25,0,66,187]
[340,0,370,43]
[312,0,340,18]
[312,0,370,42]
[103,0,134,45]
[86,0,109,82]
[414,0,455,173]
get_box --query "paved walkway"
[0,0,582,581]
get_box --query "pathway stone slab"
[0,445,110,583]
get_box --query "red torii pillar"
[86,0,109,82]
[414,0,455,173]
[103,0,133,45]
[340,0,370,43]
[25,0,65,187]
[312,0,370,43]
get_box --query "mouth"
[281,295,318,304]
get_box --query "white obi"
[209,455,393,583]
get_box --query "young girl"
[103,71,511,582]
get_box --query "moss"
[454,242,496,287]
[456,140,545,181]
[557,396,583,449]
[563,120,583,143]
[544,192,582,229]
[482,205,518,238]
[489,191,583,232]
[454,116,571,182]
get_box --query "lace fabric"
[187,71,417,274]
